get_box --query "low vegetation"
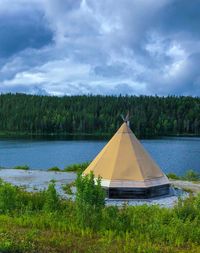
[167,169,200,181]
[64,162,90,173]
[46,163,90,173]
[11,163,90,173]
[13,165,30,170]
[0,173,200,252]
[62,182,74,195]
[47,166,61,172]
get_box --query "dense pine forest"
[0,93,200,137]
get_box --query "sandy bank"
[0,168,76,197]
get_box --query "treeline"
[0,93,200,137]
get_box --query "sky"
[0,0,200,96]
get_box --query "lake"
[0,137,200,175]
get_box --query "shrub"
[167,170,200,181]
[75,172,105,230]
[174,196,198,221]
[62,183,73,195]
[47,166,61,172]
[43,182,60,212]
[167,173,180,180]
[64,162,90,173]
[0,179,18,213]
[13,165,30,170]
[183,169,200,181]
[0,179,47,213]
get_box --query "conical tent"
[84,123,170,199]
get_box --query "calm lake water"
[0,137,200,175]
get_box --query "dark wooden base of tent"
[105,184,171,199]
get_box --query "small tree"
[75,172,105,230]
[43,182,60,212]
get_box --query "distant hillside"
[0,93,200,137]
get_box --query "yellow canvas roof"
[84,123,169,187]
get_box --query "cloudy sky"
[0,0,200,96]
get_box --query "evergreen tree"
[0,93,200,137]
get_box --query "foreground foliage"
[0,178,200,252]
[1,93,200,137]
[75,172,105,229]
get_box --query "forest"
[0,93,200,137]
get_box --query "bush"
[167,173,180,180]
[183,169,200,181]
[64,162,90,173]
[62,183,73,195]
[13,165,30,170]
[0,179,65,214]
[43,182,60,212]
[75,172,105,230]
[167,170,200,181]
[0,179,18,213]
[174,196,198,221]
[47,166,61,172]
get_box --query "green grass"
[0,178,200,252]
[13,165,30,170]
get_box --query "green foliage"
[64,162,90,173]
[0,179,18,213]
[1,178,200,252]
[181,187,194,193]
[1,93,200,138]
[167,170,200,181]
[75,172,105,230]
[13,165,30,170]
[43,183,60,212]
[167,173,180,180]
[183,169,200,181]
[62,183,73,195]
[0,180,63,214]
[47,166,61,172]
[0,180,45,213]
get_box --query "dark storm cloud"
[158,0,200,38]
[0,3,53,57]
[0,0,200,96]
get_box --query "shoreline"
[1,168,199,208]
[0,168,76,198]
[0,132,200,140]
